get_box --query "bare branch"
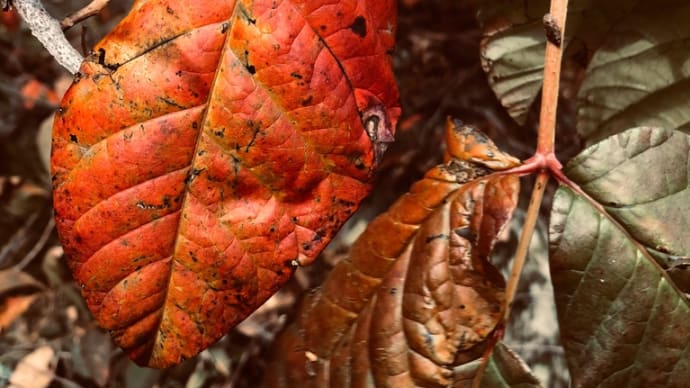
[12,0,83,74]
[61,0,110,31]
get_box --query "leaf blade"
[477,0,640,125]
[577,1,690,144]
[51,0,399,367]
[549,127,690,386]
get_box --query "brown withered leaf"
[0,269,44,329]
[263,117,524,387]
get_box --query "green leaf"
[482,343,544,387]
[478,0,690,141]
[476,0,549,124]
[577,1,690,144]
[549,127,690,387]
[476,0,638,125]
[453,342,543,387]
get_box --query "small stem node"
[473,0,570,384]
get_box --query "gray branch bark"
[13,0,84,74]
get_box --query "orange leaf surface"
[263,118,521,387]
[51,0,399,368]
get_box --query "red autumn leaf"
[51,0,399,368]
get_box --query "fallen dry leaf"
[0,269,44,295]
[0,269,44,330]
[0,295,39,330]
[20,78,59,110]
[9,346,55,388]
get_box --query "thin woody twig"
[472,0,569,385]
[15,218,55,271]
[536,1,569,154]
[80,25,89,55]
[12,0,83,74]
[503,172,548,322]
[501,0,568,326]
[61,0,110,31]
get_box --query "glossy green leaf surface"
[549,127,690,387]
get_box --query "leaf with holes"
[262,118,531,387]
[51,0,399,368]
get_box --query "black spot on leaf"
[350,16,367,38]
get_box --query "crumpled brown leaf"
[263,117,522,387]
